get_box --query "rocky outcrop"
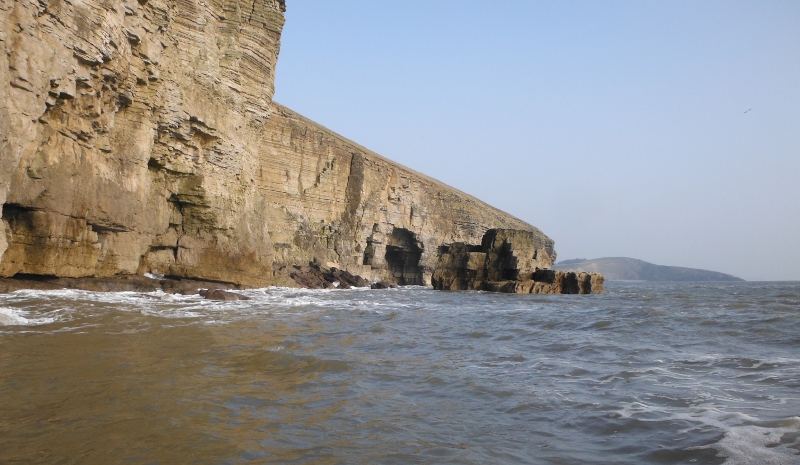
[199,288,250,301]
[432,229,604,294]
[279,263,370,289]
[1,0,555,288]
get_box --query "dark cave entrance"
[385,227,424,285]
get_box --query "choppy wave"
[0,281,799,464]
[0,285,413,328]
[687,417,800,465]
[0,306,57,326]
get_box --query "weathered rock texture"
[432,229,604,294]
[1,0,554,288]
[1,0,285,287]
[258,105,551,285]
[280,263,369,290]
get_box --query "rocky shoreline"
[277,264,396,290]
[0,263,397,300]
[0,228,602,296]
[433,229,604,294]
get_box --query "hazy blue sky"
[274,1,800,281]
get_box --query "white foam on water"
[239,286,414,313]
[140,307,205,319]
[0,306,57,326]
[1,288,212,324]
[617,397,800,464]
[687,417,800,465]
[8,287,94,300]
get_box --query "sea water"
[0,281,798,464]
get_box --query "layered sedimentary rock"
[1,0,285,287]
[258,105,551,285]
[432,229,604,294]
[1,0,556,288]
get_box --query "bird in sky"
[744,108,752,113]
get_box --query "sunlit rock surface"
[1,0,557,287]
[433,229,604,294]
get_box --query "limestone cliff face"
[1,0,284,286]
[1,0,553,287]
[259,105,553,284]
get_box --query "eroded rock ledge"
[432,229,604,294]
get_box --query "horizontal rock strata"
[432,229,604,294]
[1,0,286,287]
[258,105,552,285]
[1,0,561,289]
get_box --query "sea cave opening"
[384,227,424,285]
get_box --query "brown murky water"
[1,316,347,463]
[1,283,799,464]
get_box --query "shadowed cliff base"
[555,257,744,282]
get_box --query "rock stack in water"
[432,229,604,294]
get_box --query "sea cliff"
[1,0,564,289]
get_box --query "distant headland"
[554,257,743,282]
